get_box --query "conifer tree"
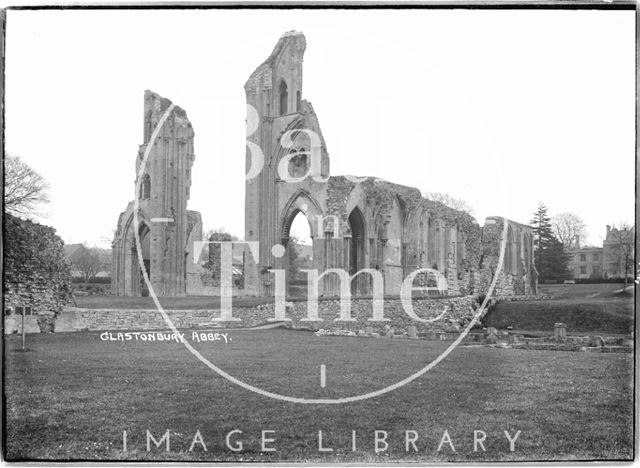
[530,203,569,281]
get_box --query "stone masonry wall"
[59,296,478,335]
[3,214,74,316]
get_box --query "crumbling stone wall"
[479,217,537,297]
[242,31,537,300]
[57,296,477,334]
[3,214,74,317]
[111,91,204,297]
[284,296,478,335]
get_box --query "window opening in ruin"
[279,80,288,115]
[140,174,151,199]
[286,210,313,298]
[288,148,308,178]
[348,208,368,295]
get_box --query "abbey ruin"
[111,91,203,296]
[111,31,538,300]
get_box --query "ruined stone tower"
[111,90,203,297]
[244,31,330,295]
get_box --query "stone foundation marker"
[485,327,499,344]
[554,322,567,342]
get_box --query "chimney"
[606,225,611,238]
[575,235,580,249]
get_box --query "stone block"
[554,322,567,342]
[54,310,90,332]
[4,315,40,334]
[485,334,499,344]
[407,326,418,339]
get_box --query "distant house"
[567,225,634,280]
[602,225,634,280]
[567,245,603,280]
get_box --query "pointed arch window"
[140,174,151,199]
[279,80,288,115]
[288,147,308,178]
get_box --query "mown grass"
[4,329,633,462]
[484,284,633,334]
[538,283,633,299]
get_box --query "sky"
[5,8,635,248]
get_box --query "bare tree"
[607,222,634,291]
[4,154,50,217]
[424,192,473,215]
[551,212,587,250]
[71,245,102,282]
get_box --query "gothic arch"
[279,189,324,241]
[116,210,153,296]
[273,117,304,169]
[347,207,369,294]
[279,79,288,115]
[140,174,151,199]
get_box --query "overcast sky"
[5,8,635,248]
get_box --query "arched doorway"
[278,190,323,298]
[285,211,313,298]
[348,207,367,295]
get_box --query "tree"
[607,222,634,290]
[4,155,50,217]
[530,203,553,250]
[70,244,102,281]
[552,212,587,250]
[202,230,238,286]
[541,236,571,282]
[530,203,569,282]
[287,236,302,279]
[424,192,473,215]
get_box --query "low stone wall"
[284,296,478,335]
[59,308,224,331]
[51,296,480,334]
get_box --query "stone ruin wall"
[52,295,477,335]
[111,91,204,297]
[105,31,537,308]
[242,31,538,302]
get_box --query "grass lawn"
[538,283,634,299]
[4,329,634,462]
[484,284,634,334]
